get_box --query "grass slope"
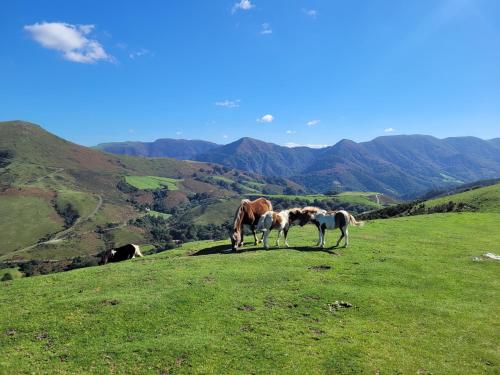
[251,192,396,210]
[0,195,64,255]
[425,183,500,213]
[2,213,499,374]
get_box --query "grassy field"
[147,210,172,220]
[125,176,181,191]
[0,195,64,255]
[191,198,240,225]
[251,192,394,209]
[1,212,499,374]
[55,190,100,218]
[425,183,500,213]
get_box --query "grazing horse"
[315,210,364,248]
[256,208,303,249]
[231,197,273,251]
[99,244,143,265]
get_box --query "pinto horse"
[256,208,303,249]
[231,197,273,251]
[315,210,364,248]
[291,206,327,246]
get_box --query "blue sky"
[1,0,499,147]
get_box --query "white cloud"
[215,99,240,108]
[232,0,255,13]
[261,23,272,35]
[129,48,151,59]
[257,114,274,123]
[285,142,328,148]
[176,131,182,136]
[24,22,112,63]
[223,134,229,139]
[306,119,320,126]
[303,9,318,18]
[286,130,296,135]
[384,127,395,133]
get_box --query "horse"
[288,206,327,246]
[314,210,364,248]
[256,208,303,249]
[99,244,143,265]
[230,197,273,251]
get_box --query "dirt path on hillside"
[9,194,103,255]
[26,167,65,185]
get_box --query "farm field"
[1,212,499,374]
[250,191,396,209]
[124,175,181,191]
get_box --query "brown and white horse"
[256,208,303,249]
[292,206,327,246]
[315,210,364,248]
[231,197,273,251]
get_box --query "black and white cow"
[99,244,143,265]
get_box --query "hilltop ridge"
[97,133,500,197]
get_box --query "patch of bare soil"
[101,299,120,306]
[238,304,255,311]
[328,301,353,312]
[308,265,331,271]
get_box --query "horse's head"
[288,208,311,226]
[230,229,241,251]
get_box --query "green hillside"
[261,192,395,207]
[1,213,499,374]
[425,183,500,212]
[0,121,296,261]
[0,193,64,255]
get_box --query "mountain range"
[97,135,500,197]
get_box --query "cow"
[99,244,143,265]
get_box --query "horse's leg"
[240,229,244,247]
[315,222,321,246]
[276,230,281,247]
[320,225,326,248]
[284,227,290,248]
[335,227,345,248]
[263,230,270,250]
[252,226,259,245]
[344,226,349,247]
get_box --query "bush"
[1,273,13,281]
[55,202,79,228]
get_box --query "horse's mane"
[302,206,323,213]
[233,200,249,231]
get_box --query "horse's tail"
[265,198,273,212]
[348,213,364,227]
[256,211,272,232]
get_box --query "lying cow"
[99,244,143,265]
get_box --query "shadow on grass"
[190,243,341,256]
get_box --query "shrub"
[1,273,13,281]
